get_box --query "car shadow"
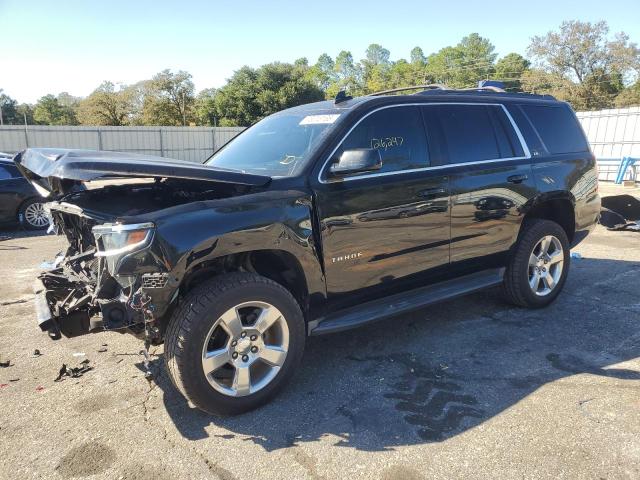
[142,257,640,452]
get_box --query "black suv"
[15,86,600,415]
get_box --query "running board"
[309,268,504,336]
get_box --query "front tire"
[165,272,306,415]
[503,219,570,308]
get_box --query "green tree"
[328,50,363,97]
[425,33,497,88]
[410,46,427,66]
[57,92,81,110]
[615,81,640,107]
[33,94,78,125]
[361,44,392,93]
[142,69,195,126]
[77,81,136,126]
[527,21,639,109]
[308,53,336,93]
[194,88,218,126]
[214,62,324,126]
[569,70,624,110]
[529,20,639,83]
[493,53,530,91]
[520,69,573,97]
[16,103,35,125]
[383,59,432,89]
[0,90,19,124]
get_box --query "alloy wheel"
[528,235,564,296]
[24,202,49,228]
[201,301,289,397]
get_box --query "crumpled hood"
[13,148,271,196]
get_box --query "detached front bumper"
[33,279,55,336]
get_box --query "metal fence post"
[97,128,103,151]
[24,125,29,148]
[159,129,164,157]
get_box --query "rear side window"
[336,106,429,174]
[432,104,523,164]
[0,166,16,180]
[520,104,589,154]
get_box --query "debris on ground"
[97,346,108,353]
[32,349,42,358]
[54,360,93,382]
[72,352,86,358]
[0,383,9,388]
[0,299,28,306]
[35,386,44,391]
[0,356,11,368]
[602,194,640,220]
[8,378,19,382]
[600,195,640,231]
[571,252,583,259]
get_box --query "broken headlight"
[92,222,155,273]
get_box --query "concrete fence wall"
[0,125,245,163]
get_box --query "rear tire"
[165,272,305,416]
[503,219,570,308]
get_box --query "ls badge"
[332,252,363,263]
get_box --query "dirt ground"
[0,222,639,479]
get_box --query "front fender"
[141,190,325,315]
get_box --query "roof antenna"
[334,89,352,104]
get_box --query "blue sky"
[1,0,639,103]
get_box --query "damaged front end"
[36,205,162,342]
[15,147,271,344]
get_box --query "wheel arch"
[518,192,576,244]
[180,248,312,316]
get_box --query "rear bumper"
[572,192,601,247]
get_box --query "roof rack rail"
[459,86,506,93]
[369,84,447,96]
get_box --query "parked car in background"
[0,157,50,229]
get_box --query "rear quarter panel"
[530,153,600,245]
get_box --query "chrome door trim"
[318,102,532,184]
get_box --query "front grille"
[141,273,169,289]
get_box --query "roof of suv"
[283,88,563,116]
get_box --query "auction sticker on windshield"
[299,114,340,125]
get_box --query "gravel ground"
[0,224,639,480]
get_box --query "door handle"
[507,174,528,184]
[416,187,446,198]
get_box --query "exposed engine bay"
[36,179,252,343]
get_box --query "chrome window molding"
[318,102,532,184]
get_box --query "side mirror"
[330,148,382,176]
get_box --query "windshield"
[205,110,341,177]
